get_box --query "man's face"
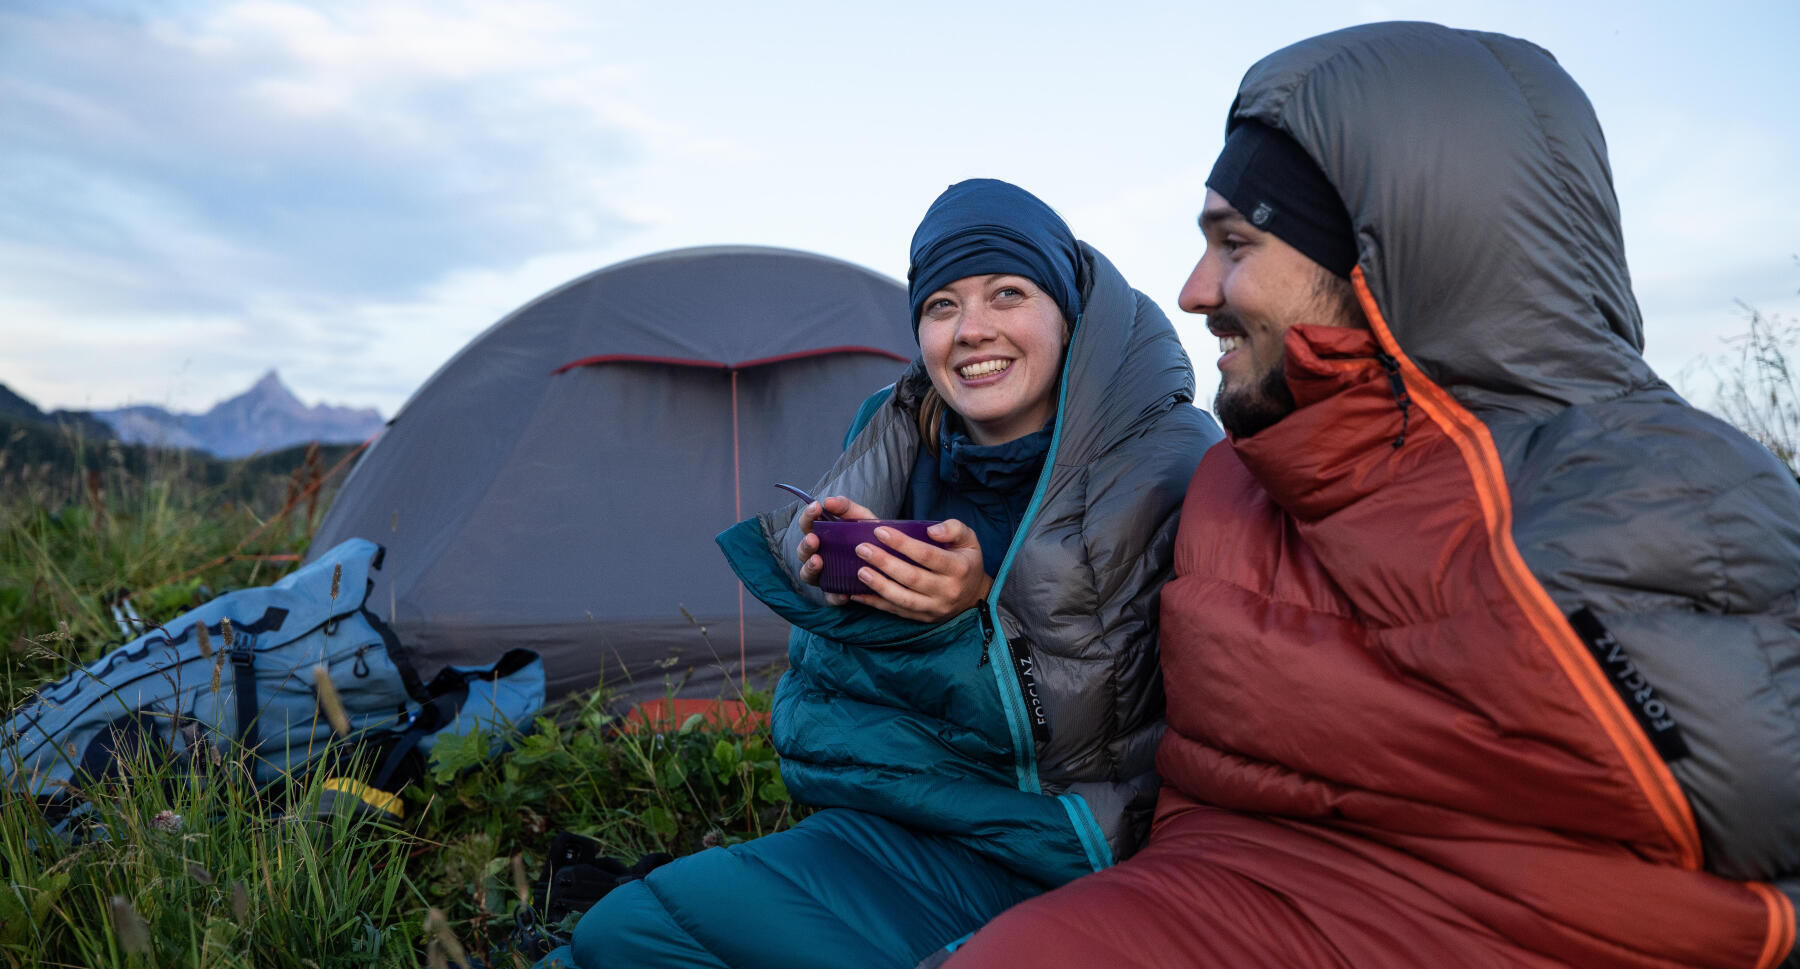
[1179,189,1363,437]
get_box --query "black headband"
[1207,121,1358,278]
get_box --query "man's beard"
[1215,363,1297,438]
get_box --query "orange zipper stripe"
[1748,882,1797,969]
[1350,268,1703,869]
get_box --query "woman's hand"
[847,519,993,623]
[796,495,875,601]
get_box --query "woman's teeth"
[959,359,1011,379]
[1218,335,1245,352]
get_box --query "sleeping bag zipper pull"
[976,601,995,668]
[1374,351,1412,449]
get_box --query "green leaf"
[0,889,28,946]
[139,578,204,616]
[711,739,741,770]
[428,727,492,783]
[1,871,71,943]
[643,805,677,841]
[509,732,563,767]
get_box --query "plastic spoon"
[775,483,840,520]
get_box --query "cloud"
[6,0,1793,423]
[0,0,647,324]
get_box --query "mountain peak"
[89,371,383,458]
[242,369,302,409]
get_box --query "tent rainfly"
[308,246,916,705]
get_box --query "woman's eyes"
[924,283,1028,315]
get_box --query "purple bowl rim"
[812,519,941,529]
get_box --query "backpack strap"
[229,639,259,753]
[368,689,464,792]
[209,611,288,757]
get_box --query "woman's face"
[918,273,1069,446]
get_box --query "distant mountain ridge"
[0,382,42,422]
[91,371,385,458]
[3,372,384,458]
[0,382,119,441]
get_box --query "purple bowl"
[811,519,945,596]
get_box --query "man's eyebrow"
[1198,206,1245,232]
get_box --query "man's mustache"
[1207,312,1246,336]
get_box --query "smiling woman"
[917,273,1069,447]
[533,179,1221,969]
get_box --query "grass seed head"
[220,617,234,649]
[186,860,215,885]
[210,653,223,694]
[511,854,530,906]
[424,908,469,964]
[329,563,341,602]
[195,622,212,659]
[230,881,251,921]
[312,665,352,736]
[110,895,151,954]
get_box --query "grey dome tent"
[308,246,914,706]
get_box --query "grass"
[1,750,418,968]
[1,436,804,967]
[1710,299,1800,477]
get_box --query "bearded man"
[941,21,1800,969]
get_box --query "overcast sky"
[3,0,1796,417]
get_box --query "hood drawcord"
[1374,352,1412,449]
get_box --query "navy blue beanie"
[1207,121,1358,278]
[907,179,1082,331]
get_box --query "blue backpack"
[2,538,544,827]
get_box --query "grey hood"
[1232,21,1656,416]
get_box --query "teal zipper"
[1058,792,1115,872]
[981,312,1081,797]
